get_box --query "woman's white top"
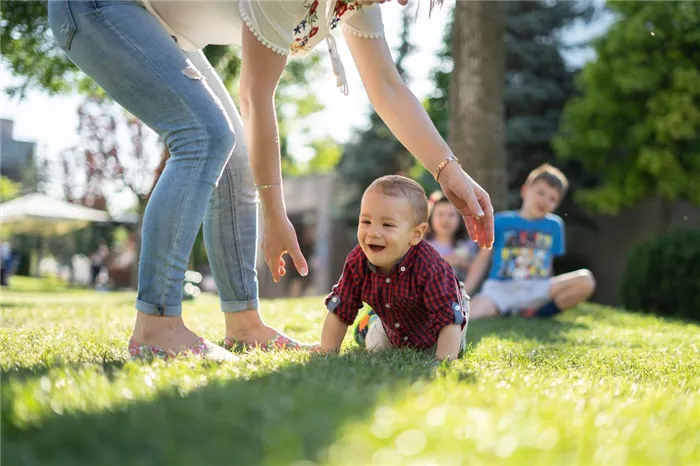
[141,1,385,94]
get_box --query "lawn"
[2,277,699,466]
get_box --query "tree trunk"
[449,1,507,211]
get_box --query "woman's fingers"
[288,241,309,277]
[473,185,494,248]
[442,167,494,249]
[265,231,309,282]
[268,254,281,283]
[464,215,479,245]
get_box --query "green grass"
[2,278,699,466]
[3,275,82,294]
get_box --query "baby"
[320,175,469,360]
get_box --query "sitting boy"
[320,175,469,360]
[465,164,596,319]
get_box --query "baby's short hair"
[526,164,569,197]
[366,175,429,225]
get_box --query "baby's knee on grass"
[365,322,392,352]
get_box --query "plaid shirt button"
[394,322,401,328]
[385,278,391,284]
[400,267,406,272]
[385,303,391,308]
[403,336,408,341]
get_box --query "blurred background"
[2,0,698,319]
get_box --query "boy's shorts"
[479,278,552,315]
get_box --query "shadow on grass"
[2,350,477,466]
[1,359,128,383]
[466,313,590,347]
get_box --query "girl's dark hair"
[425,190,467,243]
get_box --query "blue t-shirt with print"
[488,211,565,281]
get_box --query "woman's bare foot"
[224,309,278,345]
[223,309,318,351]
[130,312,235,361]
[130,312,203,354]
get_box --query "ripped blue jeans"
[48,0,259,316]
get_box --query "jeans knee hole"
[182,67,204,80]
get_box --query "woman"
[47,0,494,361]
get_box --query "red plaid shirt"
[325,240,468,350]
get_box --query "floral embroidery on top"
[290,0,360,54]
[330,0,356,29]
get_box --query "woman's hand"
[262,213,308,283]
[438,162,494,249]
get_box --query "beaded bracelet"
[433,156,461,182]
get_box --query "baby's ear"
[410,222,429,245]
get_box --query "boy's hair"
[366,175,429,225]
[525,164,569,197]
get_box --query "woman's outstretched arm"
[343,31,494,248]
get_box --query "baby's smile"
[368,244,386,253]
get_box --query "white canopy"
[1,193,110,236]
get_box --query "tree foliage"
[0,175,21,201]
[38,95,157,211]
[554,1,700,214]
[1,1,82,97]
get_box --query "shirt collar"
[366,244,419,276]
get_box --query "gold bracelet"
[256,182,282,191]
[433,156,461,182]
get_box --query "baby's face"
[357,190,425,273]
